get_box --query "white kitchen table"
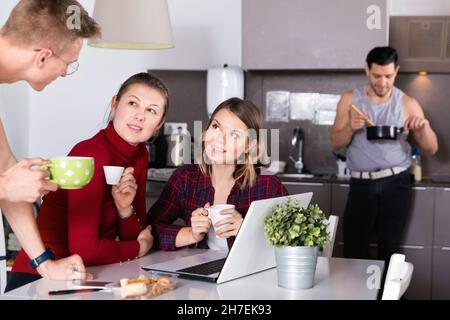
[1,249,384,300]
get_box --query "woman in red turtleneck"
[8,73,169,291]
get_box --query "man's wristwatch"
[29,248,55,269]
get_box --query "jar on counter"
[410,147,422,182]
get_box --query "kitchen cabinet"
[242,0,388,70]
[331,184,434,245]
[390,16,450,73]
[331,183,434,299]
[400,187,434,246]
[364,244,431,300]
[283,182,331,216]
[432,248,450,300]
[331,183,350,246]
[433,187,450,246]
[432,187,450,299]
[398,187,434,300]
[398,246,432,300]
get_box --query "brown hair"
[1,0,101,52]
[109,72,170,122]
[198,97,268,189]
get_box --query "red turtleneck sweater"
[12,122,149,275]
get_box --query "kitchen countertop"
[277,174,450,187]
[147,171,450,188]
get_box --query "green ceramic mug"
[41,157,95,189]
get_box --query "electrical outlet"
[164,122,188,135]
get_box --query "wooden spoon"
[350,104,375,127]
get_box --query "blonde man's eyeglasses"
[33,48,79,76]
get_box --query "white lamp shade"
[88,0,174,50]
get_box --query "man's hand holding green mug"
[40,157,95,189]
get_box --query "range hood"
[390,16,450,73]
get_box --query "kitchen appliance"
[411,147,422,182]
[165,125,191,167]
[336,160,351,178]
[332,152,350,178]
[207,64,244,117]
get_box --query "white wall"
[142,0,242,70]
[0,0,30,160]
[0,83,30,160]
[390,0,450,16]
[25,0,241,158]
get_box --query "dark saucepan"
[366,125,404,140]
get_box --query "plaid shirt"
[148,164,288,251]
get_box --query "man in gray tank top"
[331,47,438,265]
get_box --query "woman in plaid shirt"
[148,98,288,251]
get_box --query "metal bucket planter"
[275,246,319,290]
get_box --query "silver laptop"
[142,192,313,284]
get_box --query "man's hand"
[0,158,57,202]
[404,116,430,132]
[37,254,93,281]
[112,167,137,219]
[349,111,367,132]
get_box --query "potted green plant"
[264,198,329,289]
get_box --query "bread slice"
[120,275,175,299]
[119,281,148,299]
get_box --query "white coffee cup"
[103,166,125,185]
[206,204,235,233]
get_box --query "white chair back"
[322,215,338,258]
[382,253,414,300]
[0,209,7,294]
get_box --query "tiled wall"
[150,70,450,177]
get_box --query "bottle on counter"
[410,147,422,182]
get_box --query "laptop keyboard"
[176,258,227,275]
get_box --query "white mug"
[206,204,234,233]
[103,166,125,185]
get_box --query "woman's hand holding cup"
[207,204,243,238]
[111,167,137,219]
[190,203,212,243]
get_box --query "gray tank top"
[346,86,411,172]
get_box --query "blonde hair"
[198,98,268,189]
